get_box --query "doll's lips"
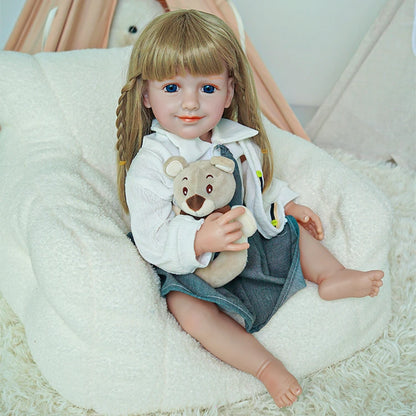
[178,116,203,123]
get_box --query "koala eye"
[128,26,138,34]
[206,184,213,194]
[182,187,188,196]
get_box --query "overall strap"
[215,144,243,207]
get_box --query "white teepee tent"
[308,0,416,170]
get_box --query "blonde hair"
[116,9,274,212]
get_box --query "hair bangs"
[181,42,228,77]
[139,12,233,81]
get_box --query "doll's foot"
[366,270,384,297]
[319,269,384,300]
[256,358,302,408]
[344,269,384,297]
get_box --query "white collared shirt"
[125,119,297,274]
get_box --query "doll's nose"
[182,90,199,111]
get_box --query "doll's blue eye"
[202,85,216,94]
[164,84,178,93]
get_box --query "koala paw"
[231,205,257,237]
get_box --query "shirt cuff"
[196,252,212,268]
[177,216,211,272]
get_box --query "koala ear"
[210,156,235,174]
[164,156,188,178]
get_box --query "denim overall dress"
[153,145,306,333]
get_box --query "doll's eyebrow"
[182,177,188,181]
[206,174,213,178]
[206,75,224,81]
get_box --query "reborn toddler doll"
[116,9,384,408]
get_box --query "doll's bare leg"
[166,291,302,407]
[298,226,384,300]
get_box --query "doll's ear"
[164,156,188,178]
[210,156,234,173]
[224,77,234,109]
[142,86,151,109]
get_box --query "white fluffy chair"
[0,46,392,415]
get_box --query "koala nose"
[186,194,205,212]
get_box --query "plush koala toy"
[164,156,257,288]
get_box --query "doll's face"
[142,70,234,142]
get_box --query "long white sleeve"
[262,177,298,210]
[125,150,211,275]
[239,140,298,236]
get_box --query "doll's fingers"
[226,219,243,230]
[310,211,322,225]
[302,222,319,240]
[205,212,224,222]
[308,223,324,240]
[220,206,245,224]
[311,229,320,240]
[302,221,313,232]
[311,214,322,228]
[225,230,244,243]
[226,241,250,252]
[311,217,324,239]
[306,212,322,232]
[303,224,316,239]
[310,225,323,240]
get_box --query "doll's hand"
[194,206,250,257]
[285,201,324,240]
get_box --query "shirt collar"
[150,119,258,161]
[210,118,258,145]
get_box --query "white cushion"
[0,46,392,415]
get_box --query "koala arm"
[231,205,257,237]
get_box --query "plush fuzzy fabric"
[1,150,414,416]
[0,46,392,414]
[107,0,164,48]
